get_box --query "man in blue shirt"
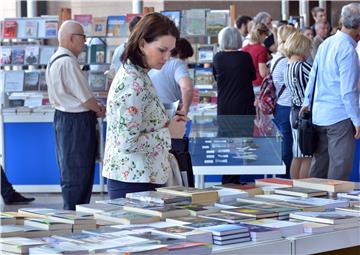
[302,3,360,180]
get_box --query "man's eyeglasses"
[72,33,86,40]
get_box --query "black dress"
[213,51,256,116]
[213,51,256,184]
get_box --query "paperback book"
[24,46,40,65]
[126,190,191,205]
[107,15,126,37]
[23,71,40,91]
[293,178,355,193]
[94,209,160,225]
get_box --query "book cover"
[3,20,17,38]
[199,211,253,223]
[0,47,12,64]
[44,20,58,38]
[156,186,219,204]
[39,46,57,65]
[255,177,293,187]
[221,207,278,219]
[5,71,24,92]
[0,214,16,225]
[337,190,360,201]
[76,203,120,214]
[74,14,93,36]
[152,225,212,243]
[89,71,107,91]
[0,237,46,253]
[94,210,160,224]
[25,46,40,65]
[166,215,221,225]
[24,218,72,231]
[290,211,358,225]
[199,223,249,236]
[181,9,206,36]
[213,237,251,245]
[23,71,40,91]
[194,67,214,89]
[206,10,228,36]
[123,204,189,219]
[38,71,47,91]
[107,15,126,37]
[90,44,106,64]
[160,10,181,29]
[274,186,328,198]
[11,47,25,65]
[48,211,95,225]
[58,8,72,26]
[125,14,143,35]
[92,17,107,37]
[25,19,38,38]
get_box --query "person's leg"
[327,119,356,180]
[273,104,293,178]
[54,111,96,210]
[1,165,16,198]
[290,158,301,179]
[309,125,329,178]
[299,157,312,179]
[107,179,163,199]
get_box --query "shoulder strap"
[271,56,285,73]
[47,54,70,69]
[310,66,319,112]
[277,84,286,98]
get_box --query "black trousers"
[54,110,97,210]
[1,165,16,199]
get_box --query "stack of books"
[198,224,250,245]
[156,186,219,204]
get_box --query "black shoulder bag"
[298,67,318,156]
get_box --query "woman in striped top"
[283,32,313,179]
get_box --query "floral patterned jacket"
[103,61,172,184]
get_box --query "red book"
[255,178,293,188]
[4,20,17,38]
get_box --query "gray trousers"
[309,118,355,180]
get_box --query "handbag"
[298,67,318,156]
[290,105,301,129]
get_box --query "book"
[74,14,93,36]
[92,17,107,37]
[198,211,253,223]
[274,186,328,198]
[166,215,223,226]
[89,71,107,91]
[206,10,228,36]
[18,208,63,218]
[107,243,168,255]
[76,203,121,214]
[39,46,56,65]
[29,242,88,254]
[245,203,300,219]
[197,44,215,63]
[90,44,106,64]
[107,15,126,37]
[335,206,360,217]
[25,19,38,38]
[0,225,49,238]
[238,223,282,241]
[246,218,304,237]
[289,211,358,225]
[175,204,220,216]
[123,204,189,219]
[11,47,25,65]
[160,10,181,29]
[213,186,249,203]
[0,237,46,254]
[44,20,58,38]
[39,71,47,91]
[23,71,40,91]
[3,20,17,38]
[198,223,249,236]
[1,212,37,225]
[126,190,191,205]
[301,221,335,234]
[214,183,264,196]
[212,232,251,241]
[0,214,16,225]
[4,71,24,92]
[221,207,278,219]
[78,45,88,64]
[94,210,160,224]
[24,46,40,65]
[182,9,206,36]
[0,46,12,64]
[151,225,212,244]
[125,14,143,35]
[255,177,293,188]
[156,186,219,204]
[194,67,214,89]
[293,178,355,193]
[337,190,360,201]
[48,212,96,225]
[24,218,72,231]
[58,8,72,26]
[213,237,251,245]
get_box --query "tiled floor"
[1,192,108,212]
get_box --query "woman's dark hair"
[170,38,193,59]
[121,12,180,68]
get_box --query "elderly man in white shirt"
[46,20,105,210]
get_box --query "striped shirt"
[284,61,312,107]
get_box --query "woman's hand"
[168,115,186,139]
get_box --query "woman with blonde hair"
[242,23,270,96]
[283,32,312,179]
[271,25,297,178]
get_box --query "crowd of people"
[40,3,359,209]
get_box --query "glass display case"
[189,114,285,188]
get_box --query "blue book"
[107,16,126,37]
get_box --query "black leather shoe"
[4,192,35,204]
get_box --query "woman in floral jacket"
[103,13,186,199]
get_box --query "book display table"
[189,115,286,188]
